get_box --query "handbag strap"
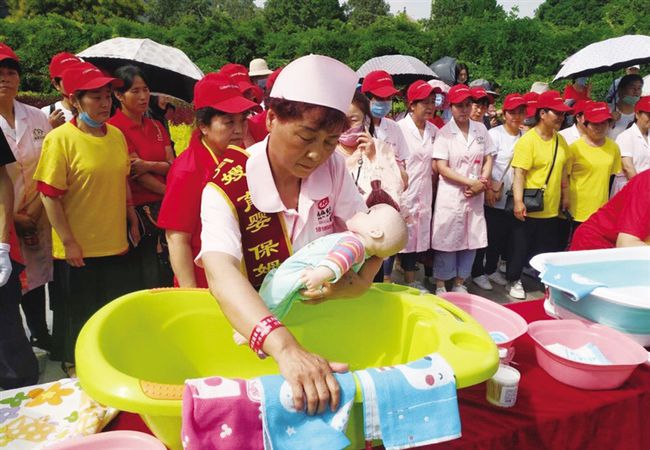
[498,130,522,183]
[542,134,559,189]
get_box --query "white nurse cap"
[269,54,357,114]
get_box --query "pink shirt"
[197,137,367,265]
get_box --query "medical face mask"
[622,95,640,106]
[78,110,105,128]
[338,124,364,147]
[256,78,267,90]
[370,100,392,118]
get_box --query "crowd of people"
[0,42,648,412]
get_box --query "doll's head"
[346,204,407,258]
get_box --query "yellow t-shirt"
[567,137,622,222]
[511,129,569,219]
[33,122,130,259]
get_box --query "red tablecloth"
[106,299,650,450]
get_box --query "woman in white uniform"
[0,43,53,350]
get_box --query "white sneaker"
[472,275,493,290]
[508,280,526,299]
[451,284,469,293]
[408,281,430,293]
[487,271,507,286]
[435,286,447,296]
[499,260,507,274]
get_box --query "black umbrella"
[77,38,204,103]
[429,56,457,86]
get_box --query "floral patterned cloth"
[0,378,117,449]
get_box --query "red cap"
[61,63,123,95]
[634,96,650,113]
[502,93,527,111]
[448,84,473,104]
[583,102,613,123]
[220,63,251,84]
[0,42,19,63]
[361,70,399,98]
[407,80,438,103]
[49,52,82,79]
[572,99,593,116]
[193,72,259,113]
[470,87,495,104]
[537,90,572,113]
[523,92,539,118]
[265,67,282,95]
[239,80,264,103]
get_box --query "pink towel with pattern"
[181,376,264,450]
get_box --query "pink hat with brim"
[270,54,357,114]
[193,73,259,113]
[448,84,473,104]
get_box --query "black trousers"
[472,206,511,278]
[0,261,39,389]
[506,216,559,282]
[50,255,138,363]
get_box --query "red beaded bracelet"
[249,315,284,359]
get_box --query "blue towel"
[541,263,607,301]
[356,353,461,450]
[259,372,356,450]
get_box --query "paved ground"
[32,264,544,384]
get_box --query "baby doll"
[233,204,407,345]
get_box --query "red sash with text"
[207,145,292,288]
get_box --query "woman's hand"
[356,132,376,160]
[464,179,486,198]
[130,158,150,178]
[485,189,497,207]
[127,206,141,247]
[14,213,37,236]
[274,341,349,415]
[514,200,526,222]
[64,240,85,267]
[302,268,371,304]
[48,109,66,129]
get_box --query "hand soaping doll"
[234,203,407,344]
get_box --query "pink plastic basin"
[527,320,649,390]
[438,292,528,349]
[45,431,166,450]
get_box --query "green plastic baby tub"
[76,284,498,449]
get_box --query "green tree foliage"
[7,0,145,22]
[429,0,505,28]
[344,0,390,26]
[263,0,344,31]
[145,0,258,25]
[536,0,607,28]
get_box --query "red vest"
[207,146,292,288]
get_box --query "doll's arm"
[300,266,337,291]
